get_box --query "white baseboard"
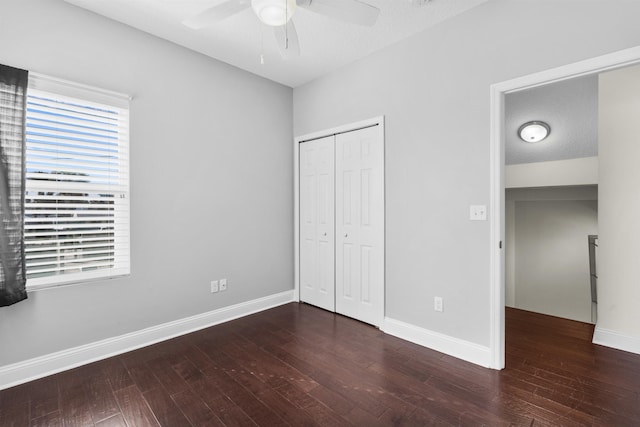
[0,290,295,391]
[382,317,492,368]
[593,326,640,355]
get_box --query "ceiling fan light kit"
[184,0,381,59]
[252,0,296,26]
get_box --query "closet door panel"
[299,137,335,311]
[335,126,384,326]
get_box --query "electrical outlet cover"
[434,296,443,312]
[470,205,487,221]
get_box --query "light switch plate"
[470,205,487,221]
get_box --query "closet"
[297,119,384,327]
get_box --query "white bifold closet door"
[299,136,335,312]
[335,126,384,326]
[299,124,384,327]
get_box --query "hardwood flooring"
[1,303,639,426]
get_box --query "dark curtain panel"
[0,64,28,307]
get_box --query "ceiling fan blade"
[274,20,301,59]
[183,0,250,29]
[297,0,380,26]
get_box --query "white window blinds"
[25,75,130,289]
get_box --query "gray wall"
[0,0,293,366]
[505,187,598,323]
[294,0,640,346]
[514,199,596,323]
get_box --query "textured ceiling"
[62,0,490,88]
[505,75,598,165]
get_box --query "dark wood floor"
[1,303,639,426]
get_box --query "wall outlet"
[434,296,444,312]
[210,280,219,293]
[220,279,227,291]
[469,205,487,221]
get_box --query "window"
[25,75,130,289]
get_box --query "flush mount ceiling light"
[251,0,296,26]
[518,121,550,143]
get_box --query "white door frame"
[294,116,385,324]
[489,46,640,369]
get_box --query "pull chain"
[260,22,265,65]
[285,0,289,49]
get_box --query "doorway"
[489,47,640,369]
[294,116,385,327]
[503,74,599,325]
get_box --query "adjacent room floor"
[1,303,639,426]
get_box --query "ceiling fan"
[183,0,381,59]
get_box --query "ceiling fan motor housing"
[251,0,296,26]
